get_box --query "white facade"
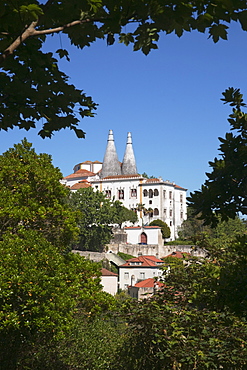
[62,130,187,240]
[118,256,164,290]
[124,226,163,245]
[101,270,118,295]
[90,175,186,240]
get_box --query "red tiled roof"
[174,184,187,191]
[103,174,141,180]
[163,251,190,259]
[101,268,118,276]
[135,278,164,288]
[145,178,160,183]
[70,181,91,190]
[124,226,160,229]
[120,255,164,267]
[63,169,95,179]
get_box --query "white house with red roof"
[128,278,164,300]
[100,268,118,295]
[62,130,187,240]
[118,255,164,290]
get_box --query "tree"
[1,1,247,137]
[68,187,137,251]
[116,235,247,369]
[0,139,78,250]
[188,88,247,226]
[149,219,171,239]
[0,229,109,369]
[112,200,138,228]
[178,206,246,245]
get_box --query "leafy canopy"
[149,219,171,239]
[0,138,78,249]
[68,187,137,251]
[1,1,247,137]
[188,88,247,226]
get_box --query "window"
[163,190,166,198]
[149,200,152,205]
[170,209,172,217]
[154,189,159,196]
[143,189,148,197]
[124,272,129,279]
[169,191,172,200]
[105,190,111,198]
[164,208,167,215]
[124,284,129,290]
[140,272,145,280]
[180,212,183,220]
[180,194,183,203]
[154,208,159,216]
[170,221,172,226]
[149,189,153,198]
[131,188,137,198]
[118,189,124,200]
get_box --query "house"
[128,278,164,300]
[124,225,163,245]
[100,268,118,295]
[118,255,164,290]
[62,130,187,240]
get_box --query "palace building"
[62,130,187,240]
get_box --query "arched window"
[140,232,147,244]
[118,190,124,200]
[143,189,148,197]
[154,208,159,216]
[154,189,159,196]
[131,188,137,198]
[149,189,153,198]
[105,190,111,198]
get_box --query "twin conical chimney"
[100,130,121,178]
[101,130,137,178]
[122,132,137,175]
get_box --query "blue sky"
[1,21,247,196]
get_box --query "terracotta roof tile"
[63,169,95,179]
[174,184,187,190]
[101,268,118,276]
[120,255,164,267]
[145,178,160,183]
[103,174,141,180]
[163,251,190,259]
[135,278,164,288]
[70,181,91,190]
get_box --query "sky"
[1,21,247,196]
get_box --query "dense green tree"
[116,235,247,369]
[0,229,109,369]
[1,1,247,137]
[69,187,137,251]
[0,139,78,249]
[112,200,138,228]
[188,88,247,226]
[178,206,246,245]
[149,219,171,239]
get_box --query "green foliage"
[69,187,115,251]
[112,200,138,227]
[178,207,246,247]
[68,187,137,251]
[149,219,171,238]
[188,88,247,226]
[1,2,247,137]
[117,251,135,261]
[0,139,78,249]
[116,236,247,369]
[0,229,108,369]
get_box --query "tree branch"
[0,17,99,65]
